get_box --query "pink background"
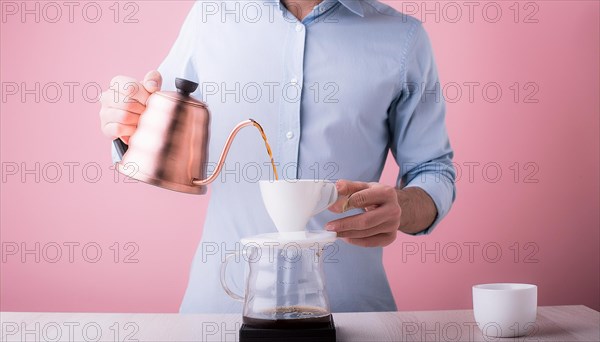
[1,1,599,313]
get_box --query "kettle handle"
[113,139,129,159]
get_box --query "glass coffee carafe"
[220,231,336,329]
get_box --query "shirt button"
[291,77,298,84]
[286,131,294,140]
[295,24,303,32]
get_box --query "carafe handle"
[220,252,245,302]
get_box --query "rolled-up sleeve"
[388,22,456,235]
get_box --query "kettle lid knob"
[175,78,199,96]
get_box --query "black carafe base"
[239,315,336,342]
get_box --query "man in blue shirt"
[100,0,456,313]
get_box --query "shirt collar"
[271,0,365,18]
[337,0,365,17]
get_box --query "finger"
[328,180,371,213]
[343,232,397,248]
[109,75,153,105]
[102,122,137,139]
[345,187,390,210]
[326,209,388,233]
[336,179,370,197]
[142,70,162,93]
[336,223,393,239]
[100,90,146,114]
[328,197,349,213]
[100,107,141,127]
[328,198,347,213]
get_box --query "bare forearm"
[396,187,437,234]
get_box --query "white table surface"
[1,305,598,341]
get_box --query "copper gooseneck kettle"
[113,78,256,195]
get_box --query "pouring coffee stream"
[113,78,278,192]
[252,121,279,181]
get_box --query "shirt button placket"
[281,21,305,179]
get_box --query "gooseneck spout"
[192,119,256,186]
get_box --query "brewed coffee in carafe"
[243,306,331,329]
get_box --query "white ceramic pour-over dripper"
[259,180,338,236]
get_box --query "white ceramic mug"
[259,179,338,233]
[473,283,538,338]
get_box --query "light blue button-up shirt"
[114,0,455,313]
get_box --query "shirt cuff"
[403,172,455,235]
